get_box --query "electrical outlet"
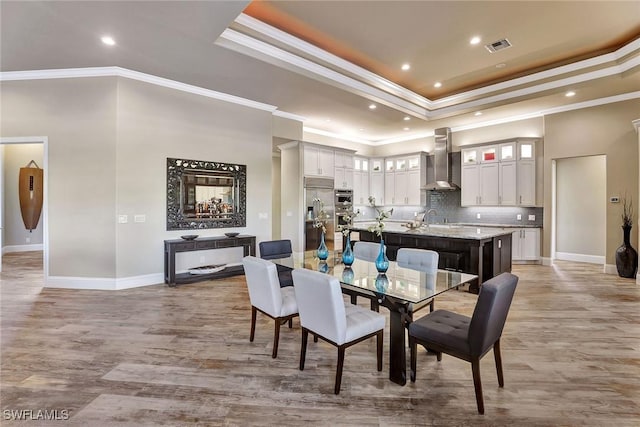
[258,212,268,219]
[517,214,522,220]
[26,237,31,243]
[528,214,535,221]
[610,196,620,203]
[476,213,481,219]
[118,215,128,224]
[134,214,146,223]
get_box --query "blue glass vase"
[318,261,329,273]
[375,239,389,273]
[342,234,354,266]
[375,273,389,293]
[341,267,354,284]
[317,232,329,260]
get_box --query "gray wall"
[556,155,606,259]
[2,143,44,249]
[1,77,273,280]
[544,99,640,264]
[1,78,118,277]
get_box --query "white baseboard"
[604,263,619,275]
[46,273,165,290]
[555,252,605,265]
[541,257,553,266]
[2,244,44,254]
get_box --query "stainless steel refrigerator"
[304,177,335,251]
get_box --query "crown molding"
[216,28,428,118]
[303,127,374,145]
[0,66,279,113]
[273,110,306,121]
[229,14,640,117]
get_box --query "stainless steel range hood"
[423,127,460,191]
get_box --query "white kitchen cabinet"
[384,153,427,205]
[303,145,334,178]
[353,156,369,205]
[499,161,517,205]
[334,151,354,189]
[369,159,384,206]
[461,139,537,206]
[511,228,540,262]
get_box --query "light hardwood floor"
[1,251,639,426]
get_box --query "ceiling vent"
[485,38,512,53]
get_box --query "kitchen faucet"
[424,209,437,227]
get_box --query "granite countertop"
[352,221,513,240]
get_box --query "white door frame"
[0,137,49,279]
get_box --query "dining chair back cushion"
[468,272,518,357]
[259,239,293,260]
[353,241,383,262]
[292,268,385,345]
[396,248,439,272]
[242,256,297,317]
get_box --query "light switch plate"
[476,213,481,219]
[118,215,128,224]
[517,214,522,220]
[134,214,146,223]
[258,212,268,219]
[528,214,535,221]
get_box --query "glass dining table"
[272,250,478,386]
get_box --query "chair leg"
[335,345,346,394]
[299,328,308,370]
[250,306,257,342]
[409,336,417,382]
[494,339,504,387]
[272,317,281,358]
[429,299,434,312]
[350,294,357,305]
[471,358,485,414]
[376,330,383,371]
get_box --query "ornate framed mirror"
[166,158,246,230]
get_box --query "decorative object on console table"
[313,197,331,260]
[367,196,392,273]
[616,196,638,278]
[19,160,43,232]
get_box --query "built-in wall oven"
[334,190,353,250]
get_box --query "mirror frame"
[166,157,246,230]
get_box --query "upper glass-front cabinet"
[499,142,516,162]
[480,146,497,163]
[371,159,383,172]
[462,148,478,165]
[386,159,395,172]
[518,141,535,160]
[396,158,407,171]
[408,156,420,169]
[354,157,369,171]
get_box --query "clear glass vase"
[375,238,389,273]
[317,232,329,260]
[342,234,354,266]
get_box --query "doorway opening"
[0,137,48,278]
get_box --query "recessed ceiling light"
[474,111,483,116]
[403,127,410,131]
[403,116,410,121]
[470,36,481,45]
[496,63,507,69]
[401,63,411,71]
[359,128,365,131]
[368,104,377,110]
[101,36,116,46]
[325,118,331,122]
[434,82,442,88]
[565,91,576,97]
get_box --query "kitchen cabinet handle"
[519,195,522,204]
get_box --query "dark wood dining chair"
[408,272,518,414]
[242,256,298,358]
[291,268,385,394]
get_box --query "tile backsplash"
[354,190,543,227]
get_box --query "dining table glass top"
[273,251,477,306]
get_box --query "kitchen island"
[353,222,512,293]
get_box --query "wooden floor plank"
[1,251,639,425]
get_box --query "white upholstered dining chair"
[353,241,382,262]
[396,248,439,272]
[242,256,298,358]
[291,268,385,394]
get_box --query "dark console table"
[164,235,256,286]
